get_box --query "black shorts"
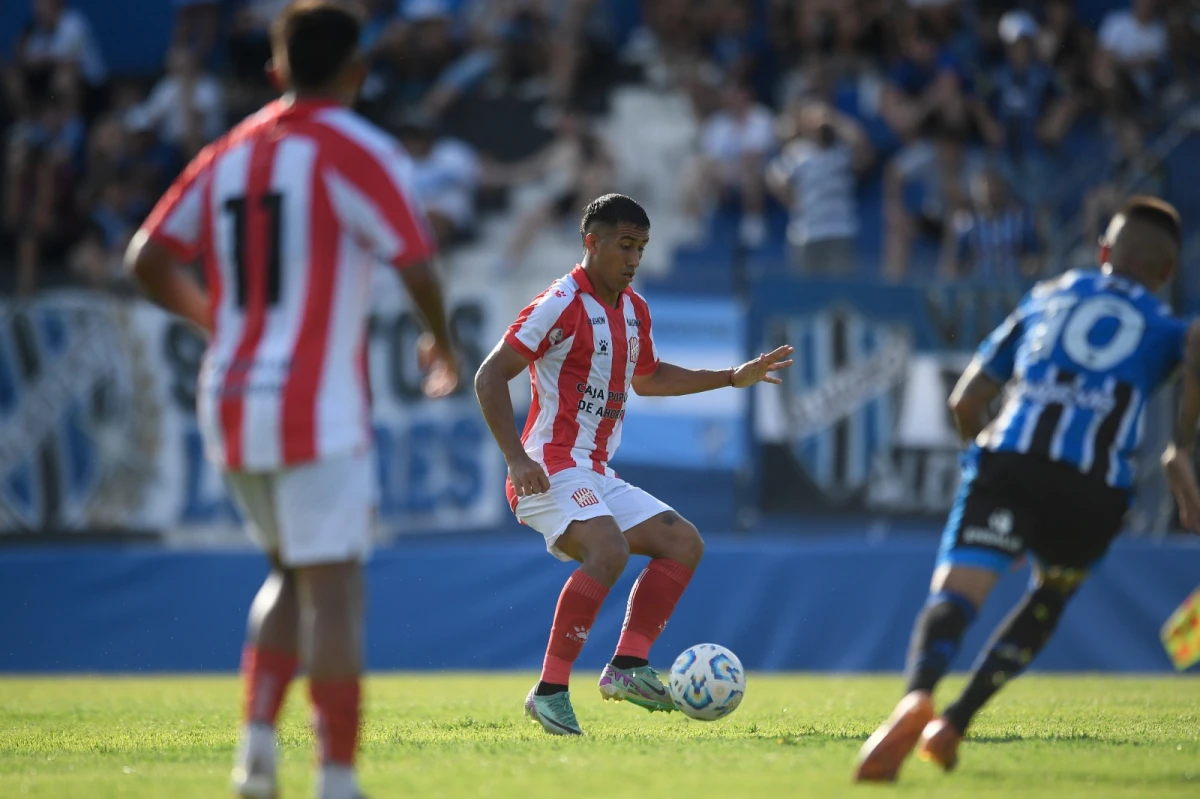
[937,448,1131,573]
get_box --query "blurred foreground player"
[125,3,459,797]
[474,193,793,735]
[855,196,1200,782]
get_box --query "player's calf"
[942,576,1078,736]
[297,561,366,799]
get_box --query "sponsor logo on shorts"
[572,487,600,508]
[962,508,1020,552]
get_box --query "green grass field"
[1,674,1197,798]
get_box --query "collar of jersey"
[570,264,630,303]
[273,97,342,119]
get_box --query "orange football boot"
[916,717,962,772]
[853,691,935,783]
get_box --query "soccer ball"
[668,643,746,721]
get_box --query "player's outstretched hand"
[732,345,795,388]
[508,453,550,498]
[1163,443,1200,533]
[417,332,461,399]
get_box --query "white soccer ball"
[668,643,746,721]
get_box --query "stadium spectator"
[940,167,1042,280]
[879,14,968,142]
[133,46,225,160]
[3,67,85,296]
[1078,118,1169,267]
[1036,0,1096,99]
[883,121,973,280]
[394,111,481,251]
[461,0,553,102]
[485,108,616,274]
[171,0,223,67]
[767,100,872,276]
[69,167,145,291]
[4,0,109,125]
[1166,0,1200,91]
[969,10,1079,212]
[1092,0,1170,117]
[680,80,775,248]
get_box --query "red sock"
[241,645,299,727]
[615,559,694,660]
[310,678,361,766]
[540,569,610,686]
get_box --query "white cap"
[999,10,1038,45]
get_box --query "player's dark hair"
[272,0,361,91]
[580,194,650,240]
[1120,195,1182,250]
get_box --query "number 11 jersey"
[974,268,1189,490]
[140,98,436,471]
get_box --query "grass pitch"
[1,673,1197,798]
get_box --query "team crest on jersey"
[572,487,600,508]
[548,328,563,346]
[629,337,640,364]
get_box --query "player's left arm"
[948,306,1022,445]
[125,151,213,336]
[947,360,1003,445]
[632,347,795,397]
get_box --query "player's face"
[588,223,649,296]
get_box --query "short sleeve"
[140,144,212,261]
[503,288,576,361]
[321,130,437,270]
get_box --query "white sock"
[316,764,360,799]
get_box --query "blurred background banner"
[751,278,1028,516]
[0,272,508,540]
[617,294,748,471]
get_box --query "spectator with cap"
[969,9,1079,211]
[1092,0,1170,117]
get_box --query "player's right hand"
[417,332,461,399]
[508,453,550,498]
[1163,443,1200,533]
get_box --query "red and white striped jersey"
[504,265,660,484]
[141,98,436,471]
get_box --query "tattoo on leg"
[660,512,677,526]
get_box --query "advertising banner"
[0,271,507,541]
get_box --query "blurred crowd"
[1,0,1197,296]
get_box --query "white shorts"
[223,449,377,568]
[514,467,673,562]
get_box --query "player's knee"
[581,531,630,584]
[669,518,704,569]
